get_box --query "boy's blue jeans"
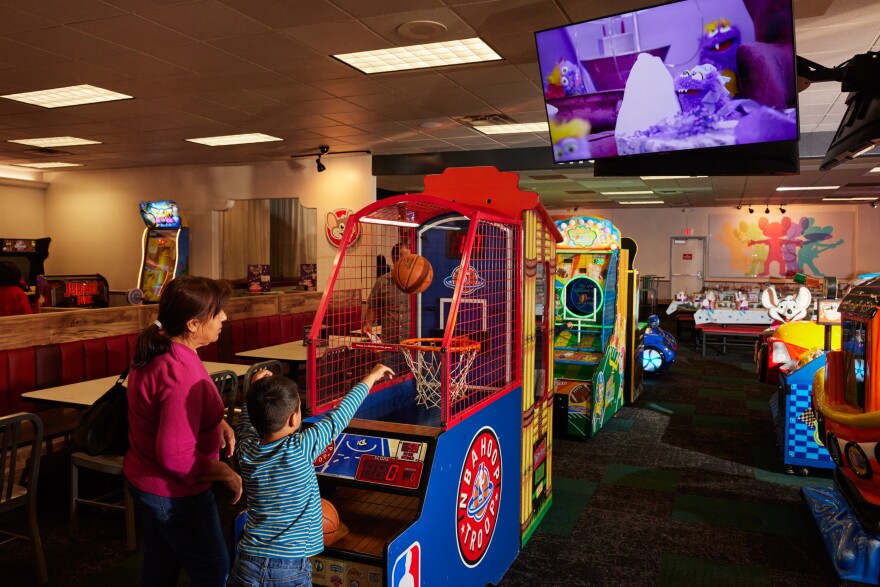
[126,481,229,587]
[228,554,312,587]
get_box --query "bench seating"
[695,323,766,357]
[0,310,317,418]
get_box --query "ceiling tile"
[208,31,314,70]
[71,14,194,50]
[217,0,352,28]
[84,51,190,77]
[281,20,385,55]
[0,6,56,35]
[7,26,129,60]
[454,0,565,36]
[0,0,127,24]
[148,42,255,71]
[329,0,445,19]
[140,1,269,40]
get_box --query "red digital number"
[385,464,399,482]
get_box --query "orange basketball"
[391,254,433,294]
[321,498,339,544]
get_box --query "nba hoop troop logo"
[457,427,502,567]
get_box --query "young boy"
[229,363,394,587]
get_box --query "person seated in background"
[0,261,32,316]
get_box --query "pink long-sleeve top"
[123,342,223,497]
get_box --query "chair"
[211,370,240,425]
[0,412,48,584]
[241,360,284,402]
[69,451,136,551]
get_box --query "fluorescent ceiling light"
[14,162,83,168]
[1,84,132,108]
[852,144,877,158]
[870,166,880,173]
[600,190,654,195]
[776,186,839,191]
[822,196,879,201]
[334,38,501,74]
[620,200,665,205]
[360,217,420,228]
[640,176,708,180]
[186,133,283,146]
[475,123,548,135]
[9,136,101,147]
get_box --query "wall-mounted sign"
[683,253,693,260]
[325,208,359,248]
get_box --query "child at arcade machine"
[231,364,394,587]
[0,260,32,316]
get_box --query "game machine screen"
[36,274,109,308]
[553,216,628,438]
[534,0,798,175]
[137,201,189,303]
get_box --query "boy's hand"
[362,363,394,387]
[220,420,236,457]
[250,368,272,385]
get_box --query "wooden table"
[22,361,250,408]
[235,336,353,366]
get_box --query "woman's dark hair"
[132,275,232,368]
[0,261,22,287]
[246,375,301,437]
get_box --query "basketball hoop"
[399,337,480,408]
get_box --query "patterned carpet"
[2,323,840,586]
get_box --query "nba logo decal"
[457,427,502,567]
[392,541,420,587]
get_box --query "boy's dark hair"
[246,375,301,437]
[0,261,22,287]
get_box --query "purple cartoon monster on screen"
[699,18,741,95]
[674,64,731,113]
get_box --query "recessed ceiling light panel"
[1,85,132,108]
[475,123,548,135]
[599,190,654,195]
[776,186,840,191]
[619,200,665,205]
[14,162,83,168]
[9,136,101,147]
[186,133,283,146]
[334,38,501,74]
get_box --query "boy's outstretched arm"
[304,364,394,459]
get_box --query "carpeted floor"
[1,318,839,586]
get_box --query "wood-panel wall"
[0,291,323,351]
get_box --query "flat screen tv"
[535,0,799,175]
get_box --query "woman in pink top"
[124,275,242,587]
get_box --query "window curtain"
[220,199,270,280]
[270,199,317,280]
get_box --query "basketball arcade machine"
[552,216,629,438]
[137,200,189,303]
[304,167,561,587]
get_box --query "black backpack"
[73,368,130,456]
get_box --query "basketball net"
[399,338,479,408]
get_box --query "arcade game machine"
[768,297,841,476]
[137,200,189,303]
[620,237,644,402]
[552,216,628,438]
[804,276,880,584]
[36,274,109,308]
[304,167,561,587]
[1,237,50,306]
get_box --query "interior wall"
[549,203,880,298]
[0,183,46,238]
[42,156,375,291]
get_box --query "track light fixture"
[873,201,878,208]
[291,144,371,173]
[764,206,770,214]
[736,205,742,210]
[779,206,787,214]
[748,206,754,214]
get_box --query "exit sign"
[683,228,694,236]
[683,253,693,260]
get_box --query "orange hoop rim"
[399,337,480,353]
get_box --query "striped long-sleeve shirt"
[235,382,369,559]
